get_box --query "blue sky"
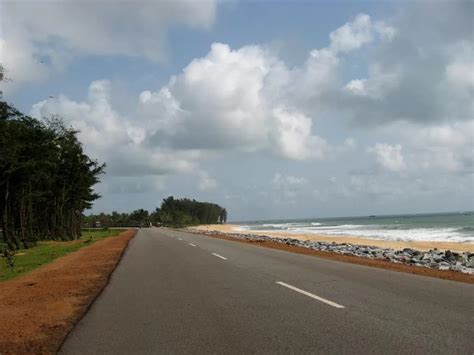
[2,0,473,220]
[10,1,393,111]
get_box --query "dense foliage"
[158,196,227,227]
[83,209,152,228]
[84,197,227,228]
[0,100,105,249]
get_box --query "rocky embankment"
[199,230,474,275]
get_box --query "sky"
[1,0,473,221]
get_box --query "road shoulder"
[0,229,136,354]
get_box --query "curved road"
[61,228,474,354]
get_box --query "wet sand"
[191,224,474,253]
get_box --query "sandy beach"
[191,224,474,253]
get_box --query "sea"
[235,212,474,243]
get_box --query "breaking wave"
[238,215,474,243]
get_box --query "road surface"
[61,228,474,354]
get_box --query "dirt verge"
[0,229,136,354]
[191,231,474,284]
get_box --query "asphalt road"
[61,228,474,354]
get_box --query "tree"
[219,208,227,223]
[0,102,105,248]
[129,209,149,225]
[154,196,227,227]
[81,197,227,229]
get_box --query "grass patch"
[0,229,125,282]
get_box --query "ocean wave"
[259,222,311,229]
[238,223,474,243]
[290,227,473,243]
[303,224,366,230]
[237,225,253,231]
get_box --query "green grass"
[0,229,125,282]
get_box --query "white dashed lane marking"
[276,281,345,309]
[211,253,227,260]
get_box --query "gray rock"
[201,230,473,274]
[450,264,463,272]
[422,253,432,260]
[417,259,430,265]
[461,268,474,275]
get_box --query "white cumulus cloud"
[342,1,473,124]
[368,143,406,172]
[1,0,217,91]
[140,42,331,160]
[329,13,394,53]
[31,80,203,177]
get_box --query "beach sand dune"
[192,224,474,253]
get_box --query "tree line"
[84,196,228,228]
[1,68,105,249]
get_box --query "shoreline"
[191,224,474,253]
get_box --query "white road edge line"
[211,253,227,260]
[189,243,196,247]
[276,281,345,309]
[178,238,183,240]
